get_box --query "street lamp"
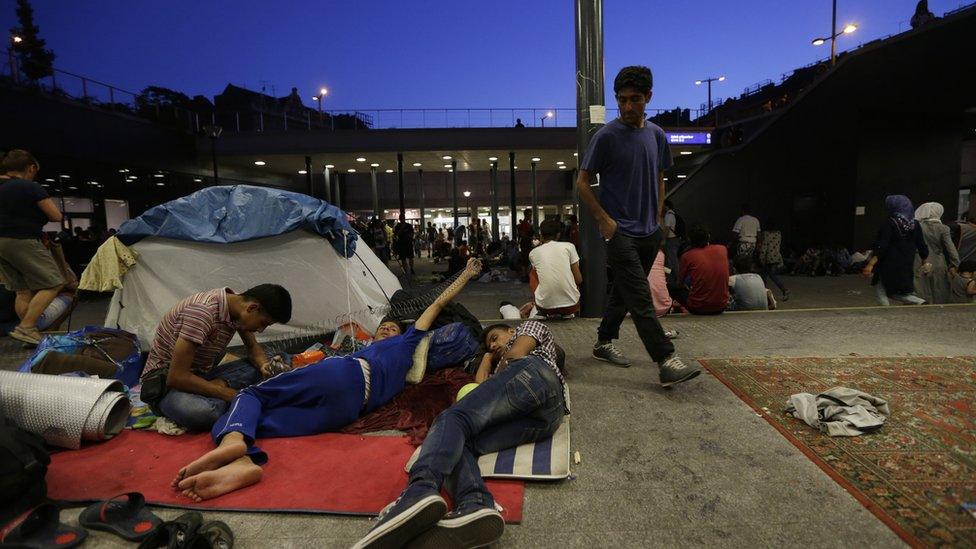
[313,87,328,112]
[11,35,23,44]
[202,124,223,185]
[695,76,725,125]
[541,111,554,127]
[811,0,857,66]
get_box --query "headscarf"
[885,195,916,235]
[913,202,944,223]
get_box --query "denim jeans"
[408,356,564,509]
[158,358,261,431]
[598,230,675,363]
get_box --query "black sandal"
[137,511,204,549]
[78,492,163,541]
[0,503,87,548]
[189,520,234,549]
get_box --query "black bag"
[140,366,170,416]
[0,413,50,523]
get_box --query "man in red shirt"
[677,224,729,314]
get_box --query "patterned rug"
[700,356,976,548]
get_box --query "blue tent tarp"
[117,185,357,257]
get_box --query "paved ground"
[2,257,974,548]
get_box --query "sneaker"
[9,326,41,345]
[592,342,631,367]
[406,504,504,549]
[664,329,680,339]
[658,355,701,387]
[352,485,447,549]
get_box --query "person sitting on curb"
[172,259,483,502]
[526,219,582,318]
[353,319,567,549]
[675,224,729,315]
[140,284,292,431]
[728,255,777,311]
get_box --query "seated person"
[526,219,582,317]
[173,259,483,502]
[728,255,776,311]
[950,260,976,303]
[141,284,292,431]
[676,224,729,315]
[353,320,566,549]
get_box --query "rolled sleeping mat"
[0,371,131,449]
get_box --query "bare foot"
[172,432,247,489]
[177,456,263,501]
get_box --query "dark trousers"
[597,230,675,364]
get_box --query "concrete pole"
[335,173,342,209]
[490,161,499,241]
[509,152,517,239]
[418,169,425,229]
[323,166,332,204]
[370,166,379,218]
[451,160,459,229]
[304,156,313,196]
[530,161,539,231]
[575,0,608,318]
[397,153,406,220]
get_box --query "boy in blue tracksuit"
[173,258,483,502]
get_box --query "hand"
[861,267,873,280]
[920,262,933,276]
[464,258,483,278]
[598,218,618,241]
[259,361,272,378]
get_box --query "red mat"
[47,430,523,523]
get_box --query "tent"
[100,185,400,349]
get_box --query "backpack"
[0,413,50,523]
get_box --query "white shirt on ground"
[733,214,761,244]
[529,241,580,309]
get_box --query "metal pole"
[304,156,313,196]
[575,0,607,318]
[490,162,499,241]
[451,160,459,229]
[830,0,837,66]
[210,138,219,185]
[531,161,539,231]
[509,152,517,239]
[397,153,406,219]
[323,166,332,203]
[335,173,342,209]
[707,80,712,112]
[370,166,379,218]
[418,169,425,229]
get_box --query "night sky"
[2,1,964,113]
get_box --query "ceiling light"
[413,163,422,167]
[514,166,518,169]
[663,177,669,181]
[325,164,335,169]
[193,178,202,182]
[558,166,567,170]
[68,186,77,190]
[556,161,565,165]
[347,169,356,173]
[153,174,164,178]
[531,157,541,162]
[573,152,578,157]
[118,169,128,173]
[680,151,693,155]
[59,175,70,179]
[44,178,54,182]
[254,161,266,166]
[677,174,687,179]
[385,169,394,173]
[488,157,498,162]
[156,182,165,186]
[356,157,366,162]
[443,164,452,168]
[127,176,137,180]
[442,155,452,160]
[463,191,471,197]
[298,170,307,174]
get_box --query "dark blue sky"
[3,1,963,112]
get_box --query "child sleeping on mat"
[171,259,483,502]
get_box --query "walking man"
[576,66,700,387]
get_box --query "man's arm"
[571,261,583,286]
[658,172,666,226]
[575,169,617,240]
[166,337,237,401]
[414,258,482,331]
[474,353,493,383]
[238,329,270,378]
[494,334,539,374]
[37,198,63,223]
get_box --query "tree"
[9,0,55,81]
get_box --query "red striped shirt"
[142,288,239,377]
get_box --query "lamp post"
[463,190,472,220]
[202,124,223,185]
[812,0,857,66]
[540,111,554,127]
[694,75,725,125]
[313,87,328,112]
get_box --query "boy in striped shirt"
[141,284,292,431]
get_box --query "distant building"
[213,84,371,131]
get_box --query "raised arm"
[414,258,482,331]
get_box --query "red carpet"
[47,430,523,523]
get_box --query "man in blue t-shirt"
[577,66,700,387]
[171,259,483,502]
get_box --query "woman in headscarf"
[913,202,960,304]
[861,195,930,305]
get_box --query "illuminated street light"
[811,0,857,66]
[541,111,554,127]
[313,87,329,113]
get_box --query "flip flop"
[0,503,87,548]
[189,520,234,549]
[78,492,162,541]
[137,511,204,549]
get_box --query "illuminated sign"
[666,132,711,145]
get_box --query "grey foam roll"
[0,371,131,449]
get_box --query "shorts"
[0,237,65,291]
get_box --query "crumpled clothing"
[78,236,138,291]
[153,416,187,436]
[785,386,890,436]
